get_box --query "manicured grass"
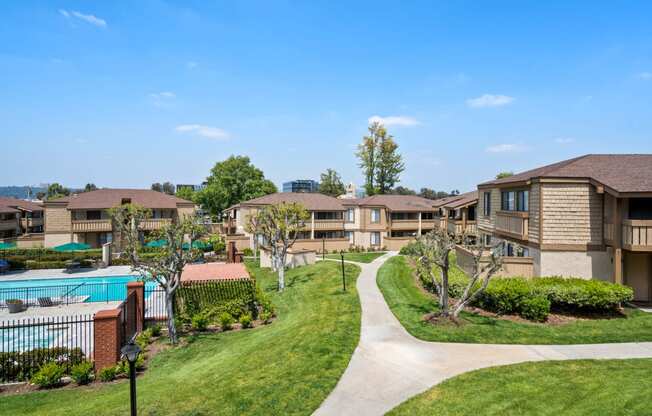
[1,260,361,416]
[324,251,386,263]
[377,255,652,344]
[388,359,652,415]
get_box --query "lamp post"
[340,250,346,292]
[121,341,142,416]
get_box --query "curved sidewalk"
[314,252,652,416]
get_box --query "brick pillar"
[94,309,122,372]
[127,281,145,332]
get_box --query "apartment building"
[433,191,478,239]
[43,189,196,249]
[223,192,449,252]
[0,197,44,247]
[477,155,652,301]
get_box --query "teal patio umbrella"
[145,239,168,248]
[182,240,210,250]
[53,242,91,252]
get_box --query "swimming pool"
[0,275,158,304]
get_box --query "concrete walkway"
[314,252,652,416]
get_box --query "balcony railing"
[495,211,529,240]
[623,220,652,251]
[313,219,344,230]
[447,220,477,235]
[390,220,420,230]
[20,217,44,229]
[72,219,112,233]
[139,218,172,231]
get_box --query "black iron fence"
[0,282,128,308]
[0,314,94,382]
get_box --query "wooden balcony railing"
[72,220,112,233]
[421,219,438,230]
[390,220,420,230]
[604,222,615,243]
[447,220,478,236]
[20,217,43,229]
[623,220,652,251]
[139,218,172,231]
[313,219,344,230]
[495,211,529,240]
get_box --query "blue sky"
[1,1,651,193]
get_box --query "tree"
[162,182,175,195]
[245,202,309,291]
[450,189,460,196]
[496,172,514,179]
[175,187,195,202]
[109,204,206,344]
[407,228,502,321]
[391,186,416,195]
[318,169,345,197]
[151,183,163,192]
[46,183,70,200]
[197,155,277,218]
[83,183,97,192]
[419,188,451,200]
[356,122,405,195]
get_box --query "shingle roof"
[50,189,194,209]
[0,197,43,213]
[432,195,464,208]
[238,193,346,211]
[479,154,652,193]
[354,195,437,212]
[442,191,478,209]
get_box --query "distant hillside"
[0,186,46,199]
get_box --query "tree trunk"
[440,266,450,317]
[278,261,285,291]
[165,288,178,344]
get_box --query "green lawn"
[324,251,386,263]
[1,260,361,416]
[388,359,652,415]
[377,255,652,344]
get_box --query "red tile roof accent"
[181,263,251,282]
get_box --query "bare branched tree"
[409,228,503,321]
[109,204,206,344]
[245,202,309,291]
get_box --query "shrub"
[478,278,531,315]
[31,362,65,388]
[70,361,94,385]
[239,313,253,328]
[219,312,234,330]
[191,313,209,331]
[148,324,162,337]
[259,310,273,324]
[532,277,633,310]
[242,248,254,256]
[0,347,85,382]
[519,296,551,322]
[136,331,151,351]
[98,366,117,382]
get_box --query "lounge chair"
[0,259,8,274]
[64,260,82,273]
[38,297,60,307]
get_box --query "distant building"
[282,180,319,193]
[339,183,366,199]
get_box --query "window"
[629,198,652,220]
[483,234,492,247]
[346,208,355,222]
[370,232,381,245]
[371,209,381,223]
[390,212,418,220]
[501,190,529,212]
[467,206,476,221]
[345,231,354,243]
[86,210,102,220]
[315,211,343,220]
[314,230,344,239]
[483,192,491,216]
[391,230,417,237]
[421,212,434,220]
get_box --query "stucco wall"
[44,232,72,248]
[538,249,612,280]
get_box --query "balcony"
[495,211,529,241]
[313,219,344,230]
[20,217,43,229]
[139,218,172,231]
[72,219,112,233]
[0,219,17,231]
[622,220,652,251]
[447,220,477,236]
[390,220,420,230]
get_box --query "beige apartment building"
[433,191,478,240]
[44,189,196,249]
[0,197,44,247]
[477,155,652,301]
[222,192,472,252]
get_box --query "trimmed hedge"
[0,347,85,382]
[175,279,260,323]
[2,249,102,270]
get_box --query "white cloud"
[466,94,514,108]
[485,143,526,153]
[59,9,107,27]
[367,115,420,127]
[175,124,229,140]
[186,61,198,69]
[636,72,652,80]
[555,137,575,144]
[150,91,176,99]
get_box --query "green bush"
[0,347,85,382]
[239,313,253,328]
[148,324,162,337]
[519,296,551,322]
[175,279,258,323]
[70,361,94,385]
[31,362,65,388]
[98,366,117,382]
[219,312,234,330]
[478,278,531,315]
[242,248,254,256]
[532,277,633,310]
[135,330,151,351]
[259,310,273,324]
[191,313,209,331]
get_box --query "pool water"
[0,275,158,303]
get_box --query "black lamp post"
[121,341,142,416]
